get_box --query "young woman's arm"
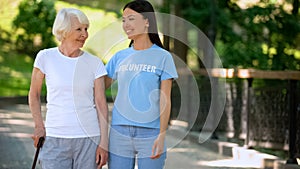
[104,76,114,89]
[151,79,173,159]
[28,67,46,147]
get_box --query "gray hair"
[52,8,89,41]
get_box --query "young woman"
[29,8,108,169]
[105,1,178,168]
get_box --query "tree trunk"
[173,1,188,64]
[204,0,217,68]
[197,0,217,69]
[162,0,170,50]
[292,0,299,15]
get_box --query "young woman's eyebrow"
[122,14,136,19]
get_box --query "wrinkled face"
[122,8,149,40]
[63,16,88,48]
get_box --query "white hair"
[52,8,89,41]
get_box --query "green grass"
[0,1,21,31]
[253,147,289,160]
[0,50,34,96]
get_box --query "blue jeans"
[108,125,166,169]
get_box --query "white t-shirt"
[34,47,107,138]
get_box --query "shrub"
[13,0,56,58]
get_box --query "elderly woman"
[29,8,108,169]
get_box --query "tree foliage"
[13,0,56,57]
[221,2,300,70]
[162,0,300,70]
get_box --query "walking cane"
[32,137,45,169]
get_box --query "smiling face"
[122,8,149,41]
[62,16,88,49]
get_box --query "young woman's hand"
[151,134,165,159]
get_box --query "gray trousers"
[39,136,100,169]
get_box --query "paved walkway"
[0,103,264,169]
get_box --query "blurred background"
[0,0,299,167]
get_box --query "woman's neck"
[59,44,82,57]
[132,36,153,50]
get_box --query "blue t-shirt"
[106,44,178,128]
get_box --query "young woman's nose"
[123,20,130,29]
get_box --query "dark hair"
[123,0,164,49]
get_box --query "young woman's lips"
[126,29,133,34]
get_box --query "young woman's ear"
[145,18,149,27]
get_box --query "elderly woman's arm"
[94,76,109,168]
[28,67,46,147]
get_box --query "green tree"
[160,0,300,70]
[181,0,220,68]
[222,2,300,70]
[13,0,56,57]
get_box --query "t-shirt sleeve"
[105,53,118,80]
[95,60,107,79]
[33,50,46,74]
[161,53,178,80]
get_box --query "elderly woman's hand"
[32,126,46,147]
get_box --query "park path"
[0,103,261,169]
